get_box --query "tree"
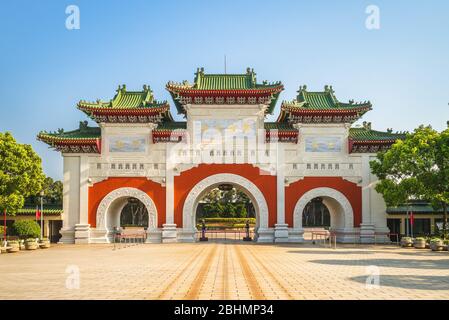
[0,132,45,215]
[26,176,63,206]
[418,127,449,236]
[370,125,449,238]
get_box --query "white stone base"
[161,224,178,243]
[74,224,91,244]
[360,223,376,243]
[288,228,305,243]
[146,229,162,243]
[177,229,196,242]
[89,228,110,243]
[255,228,274,243]
[331,228,359,243]
[59,228,75,244]
[274,224,289,243]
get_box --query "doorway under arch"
[95,187,158,242]
[293,187,355,242]
[182,173,271,242]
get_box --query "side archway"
[96,187,158,234]
[293,187,354,231]
[182,173,270,240]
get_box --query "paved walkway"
[1,242,449,300]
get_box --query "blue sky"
[0,0,448,180]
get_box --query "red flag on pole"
[35,206,41,220]
[410,211,414,226]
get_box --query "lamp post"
[40,190,44,239]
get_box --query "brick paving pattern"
[1,242,449,300]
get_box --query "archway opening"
[183,173,270,243]
[195,184,257,241]
[302,197,331,228]
[105,196,149,234]
[120,197,149,228]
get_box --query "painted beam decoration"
[108,136,146,153]
[305,136,342,153]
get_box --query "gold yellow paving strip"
[185,244,218,300]
[156,246,206,299]
[245,246,295,299]
[234,245,265,300]
[222,244,229,300]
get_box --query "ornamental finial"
[122,84,126,91]
[387,128,393,133]
[246,67,251,74]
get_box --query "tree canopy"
[0,132,45,215]
[200,187,253,218]
[370,125,449,237]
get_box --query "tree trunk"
[443,202,448,239]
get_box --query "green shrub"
[11,220,41,239]
[430,238,442,243]
[0,226,6,235]
[414,237,426,241]
[25,238,37,242]
[203,218,256,224]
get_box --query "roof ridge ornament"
[362,121,372,130]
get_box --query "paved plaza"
[1,242,449,300]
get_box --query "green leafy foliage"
[25,176,63,206]
[11,220,41,239]
[370,125,449,238]
[0,132,45,215]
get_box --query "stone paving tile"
[0,242,449,299]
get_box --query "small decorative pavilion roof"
[152,121,187,143]
[278,85,372,123]
[264,122,298,143]
[166,68,284,115]
[78,85,172,123]
[38,121,101,153]
[348,122,406,153]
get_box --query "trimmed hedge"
[11,220,41,239]
[202,218,256,224]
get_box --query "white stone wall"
[59,104,389,243]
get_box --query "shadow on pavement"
[350,274,449,290]
[309,258,449,270]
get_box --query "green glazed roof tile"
[78,85,168,110]
[38,122,100,142]
[283,85,372,111]
[349,126,406,142]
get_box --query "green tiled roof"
[193,68,281,90]
[349,125,406,142]
[387,201,449,214]
[264,122,296,131]
[154,121,187,131]
[284,85,372,110]
[78,85,167,110]
[167,68,283,115]
[38,122,100,142]
[17,205,63,216]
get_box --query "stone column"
[74,156,91,244]
[360,155,375,243]
[59,156,79,244]
[162,163,177,243]
[274,143,289,242]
